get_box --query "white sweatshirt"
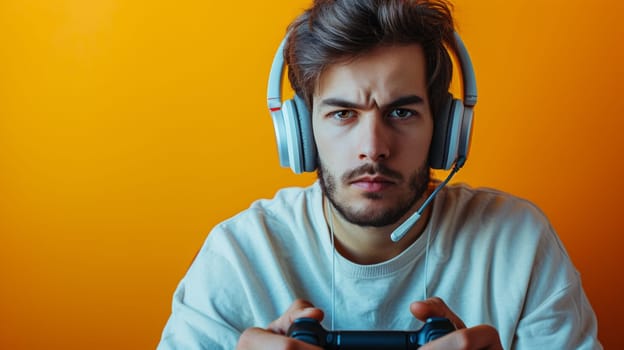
[157,182,601,349]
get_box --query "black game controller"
[287,317,455,349]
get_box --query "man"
[158,0,601,349]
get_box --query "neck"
[324,193,433,265]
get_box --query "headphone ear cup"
[293,95,317,172]
[281,95,317,174]
[429,94,463,170]
[270,105,290,169]
[429,94,451,169]
[281,98,304,173]
[456,106,474,168]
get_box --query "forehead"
[313,44,428,106]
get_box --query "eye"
[388,108,416,119]
[329,110,356,120]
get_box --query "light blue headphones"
[267,32,477,174]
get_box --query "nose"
[357,113,391,162]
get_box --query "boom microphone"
[390,163,461,242]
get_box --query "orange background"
[1,0,622,348]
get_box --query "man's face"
[313,44,434,227]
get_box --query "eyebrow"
[319,95,425,110]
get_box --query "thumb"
[268,299,324,334]
[410,297,466,329]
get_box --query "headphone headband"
[453,32,477,106]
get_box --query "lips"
[349,176,395,192]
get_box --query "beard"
[317,160,430,227]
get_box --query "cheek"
[315,135,344,171]
[416,133,433,158]
[411,119,434,156]
[392,130,433,169]
[313,119,337,161]
[313,129,352,180]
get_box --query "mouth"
[349,175,396,192]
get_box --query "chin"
[334,195,410,227]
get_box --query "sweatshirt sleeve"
[510,217,602,350]
[513,277,601,349]
[156,226,255,350]
[155,201,303,350]
[157,279,241,350]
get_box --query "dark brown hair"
[285,0,457,119]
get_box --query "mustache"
[342,163,404,182]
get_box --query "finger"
[410,297,466,329]
[420,325,503,350]
[237,327,322,350]
[268,299,324,334]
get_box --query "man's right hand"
[236,299,325,350]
